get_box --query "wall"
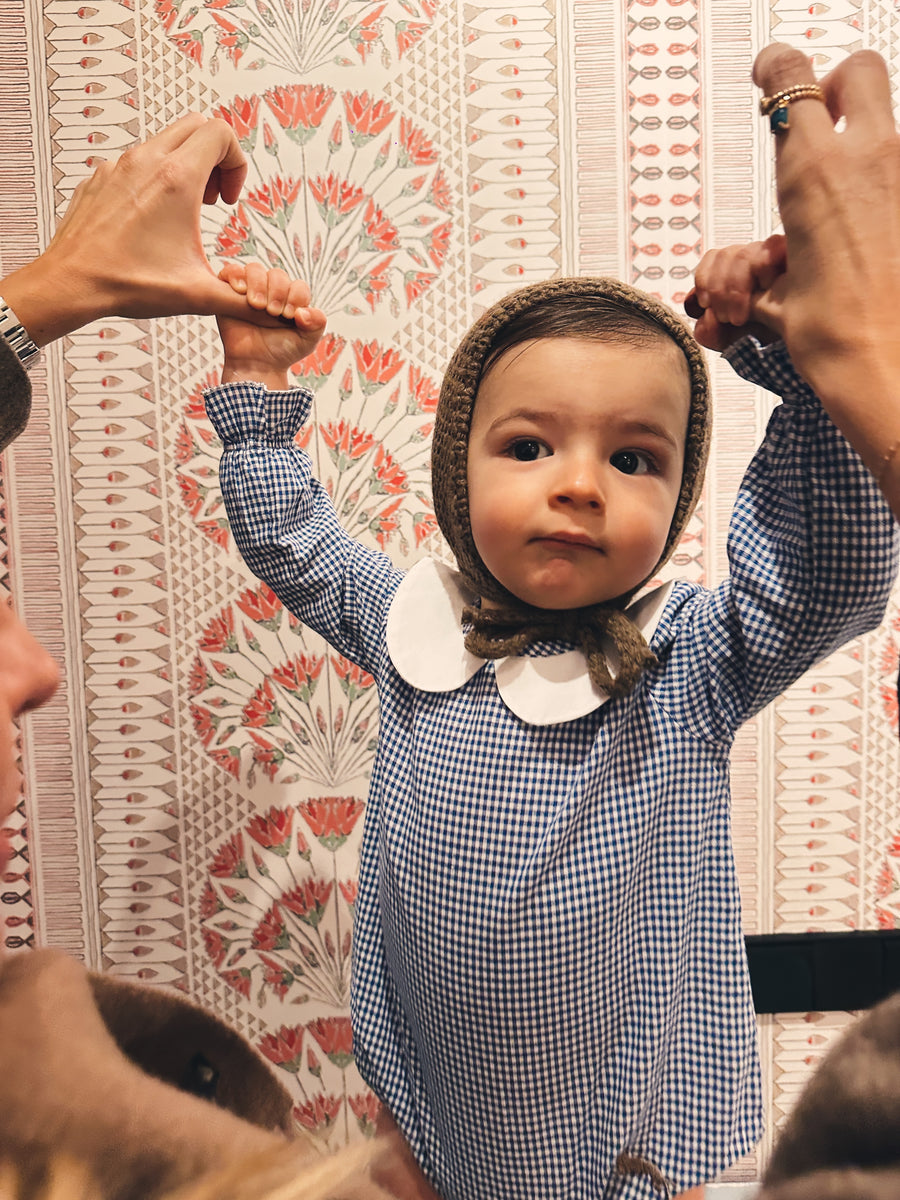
[1,0,898,1180]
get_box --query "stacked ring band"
[759,83,826,133]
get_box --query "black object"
[179,1050,220,1101]
[745,930,900,1013]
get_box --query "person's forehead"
[475,334,692,411]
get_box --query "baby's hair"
[478,292,683,383]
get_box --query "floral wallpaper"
[1,0,899,1179]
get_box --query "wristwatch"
[0,298,40,369]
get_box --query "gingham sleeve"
[675,337,899,737]
[203,381,401,676]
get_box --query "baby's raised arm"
[688,237,786,353]
[217,263,327,390]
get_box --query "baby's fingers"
[218,262,249,295]
[291,304,328,359]
[694,245,761,328]
[282,277,314,322]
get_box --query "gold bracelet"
[876,437,900,486]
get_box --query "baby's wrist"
[221,359,291,391]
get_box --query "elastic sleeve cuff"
[723,335,818,406]
[202,380,315,444]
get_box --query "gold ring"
[759,83,825,133]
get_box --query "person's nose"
[0,604,60,719]
[552,453,605,510]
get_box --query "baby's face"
[466,336,690,611]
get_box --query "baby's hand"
[687,234,786,352]
[217,263,327,389]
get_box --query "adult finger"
[173,117,248,205]
[753,43,832,146]
[819,49,895,136]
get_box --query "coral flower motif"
[221,968,252,998]
[294,1094,342,1133]
[282,878,333,927]
[271,653,325,701]
[292,333,346,386]
[196,519,229,550]
[210,745,242,780]
[331,656,375,700]
[248,732,285,783]
[300,796,365,851]
[202,928,227,969]
[252,902,291,952]
[339,879,358,907]
[215,95,260,151]
[360,256,394,312]
[408,365,439,413]
[342,92,395,147]
[359,198,399,254]
[212,13,246,66]
[242,678,281,729]
[258,1024,306,1071]
[171,29,203,64]
[427,220,452,268]
[396,19,429,57]
[352,340,404,393]
[246,177,303,231]
[404,268,437,306]
[264,83,335,145]
[154,0,180,33]
[321,420,376,470]
[421,0,440,17]
[430,167,453,211]
[370,497,405,550]
[349,1091,381,1135]
[185,373,220,422]
[188,655,212,695]
[247,806,294,854]
[216,203,257,259]
[397,115,438,167]
[190,702,218,748]
[371,445,408,496]
[259,953,293,999]
[174,422,197,467]
[308,1016,354,1069]
[350,4,386,62]
[178,474,205,519]
[200,881,222,920]
[413,510,440,547]
[210,832,248,879]
[308,174,367,227]
[235,582,282,628]
[201,607,237,654]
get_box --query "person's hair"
[478,293,685,383]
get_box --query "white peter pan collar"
[386,558,673,725]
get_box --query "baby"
[204,253,897,1200]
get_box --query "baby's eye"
[611,449,653,476]
[508,438,550,462]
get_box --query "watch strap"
[0,298,40,369]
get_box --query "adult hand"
[689,45,900,515]
[1,113,259,347]
[748,46,900,406]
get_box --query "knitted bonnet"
[431,276,710,698]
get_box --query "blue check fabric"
[205,337,898,1200]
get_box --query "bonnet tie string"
[462,602,658,699]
